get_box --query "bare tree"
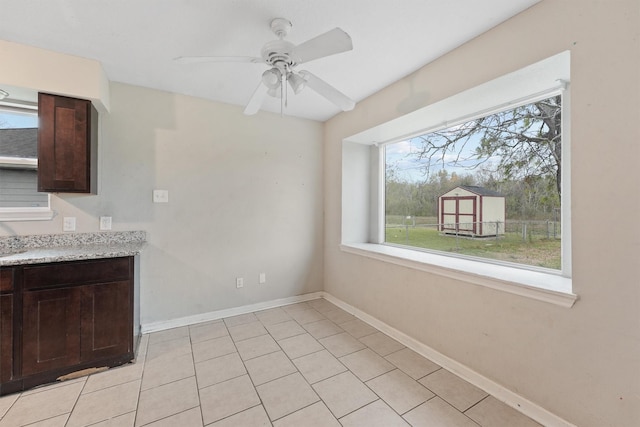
[413,95,562,199]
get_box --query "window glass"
[0,106,48,208]
[384,95,562,270]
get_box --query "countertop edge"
[0,242,147,266]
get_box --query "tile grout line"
[238,316,278,424]
[463,393,492,415]
[135,331,201,426]
[0,395,19,423]
[187,326,206,427]
[61,376,88,427]
[215,317,269,424]
[132,337,147,427]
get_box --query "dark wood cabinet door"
[22,288,81,376]
[81,281,132,361]
[37,93,98,193]
[0,268,13,292]
[0,295,13,383]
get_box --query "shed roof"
[446,185,503,197]
[0,128,37,158]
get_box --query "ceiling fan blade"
[299,71,355,111]
[174,56,264,64]
[292,28,353,64]
[243,82,269,115]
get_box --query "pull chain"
[281,71,286,117]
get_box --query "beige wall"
[1,82,325,325]
[0,40,110,112]
[324,1,639,426]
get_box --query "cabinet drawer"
[23,257,131,290]
[0,268,13,292]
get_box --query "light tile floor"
[0,298,543,426]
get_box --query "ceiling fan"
[175,18,356,115]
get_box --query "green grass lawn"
[385,225,561,269]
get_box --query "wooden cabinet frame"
[0,257,134,395]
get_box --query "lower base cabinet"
[0,257,135,395]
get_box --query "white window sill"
[340,243,577,308]
[0,208,55,222]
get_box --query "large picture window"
[341,51,574,305]
[384,95,562,270]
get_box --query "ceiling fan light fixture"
[261,68,282,89]
[267,87,282,98]
[288,72,306,94]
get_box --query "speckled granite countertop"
[0,231,146,266]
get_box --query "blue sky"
[0,111,38,129]
[385,136,486,183]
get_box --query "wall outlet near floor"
[236,277,244,288]
[259,273,266,284]
[99,216,112,230]
[63,217,76,232]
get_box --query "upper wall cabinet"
[38,93,98,194]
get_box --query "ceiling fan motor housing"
[261,40,296,71]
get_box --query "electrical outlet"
[236,277,244,288]
[99,216,112,230]
[259,273,266,284]
[63,217,76,232]
[153,190,169,203]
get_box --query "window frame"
[341,51,576,307]
[0,101,54,221]
[381,91,564,271]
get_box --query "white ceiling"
[0,0,539,121]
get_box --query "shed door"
[440,196,477,234]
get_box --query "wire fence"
[505,220,561,241]
[385,217,561,242]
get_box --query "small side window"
[0,102,52,220]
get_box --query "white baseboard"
[140,290,573,427]
[140,292,324,334]
[320,292,575,427]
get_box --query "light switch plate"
[153,190,169,203]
